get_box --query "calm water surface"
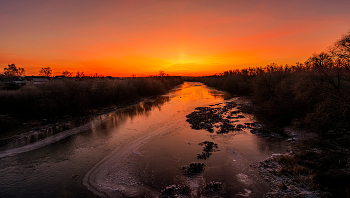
[0,82,287,197]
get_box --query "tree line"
[0,65,106,78]
[210,29,350,89]
[189,30,350,133]
[2,65,170,78]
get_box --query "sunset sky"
[1,0,350,77]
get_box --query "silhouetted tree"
[39,67,52,77]
[330,30,350,60]
[3,64,25,76]
[76,71,85,77]
[92,73,104,77]
[158,70,166,77]
[62,70,73,77]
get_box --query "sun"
[180,54,185,64]
[171,53,202,65]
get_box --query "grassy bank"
[0,76,183,135]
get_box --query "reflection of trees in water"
[208,90,233,100]
[1,96,171,150]
[252,136,286,154]
[104,96,171,129]
[124,96,169,117]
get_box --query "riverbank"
[239,101,350,197]
[255,128,350,198]
[0,100,147,153]
[0,76,183,140]
[202,98,350,197]
[0,99,141,140]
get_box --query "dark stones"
[236,124,246,129]
[197,152,212,160]
[200,181,224,197]
[158,182,224,198]
[186,101,248,134]
[237,115,245,118]
[181,162,205,176]
[199,141,218,152]
[197,141,219,160]
[158,184,190,198]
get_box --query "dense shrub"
[193,31,350,133]
[0,76,183,119]
[186,75,253,96]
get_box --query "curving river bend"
[0,82,287,197]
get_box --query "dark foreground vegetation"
[188,31,350,197]
[0,76,182,136]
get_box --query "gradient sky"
[1,0,350,76]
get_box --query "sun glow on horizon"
[1,0,350,76]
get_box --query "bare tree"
[76,71,85,78]
[39,67,52,77]
[62,70,73,77]
[92,73,104,77]
[308,52,342,91]
[330,30,350,60]
[3,64,25,76]
[158,70,166,77]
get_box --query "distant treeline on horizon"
[0,64,175,78]
[187,30,350,134]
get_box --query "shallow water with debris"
[0,82,287,197]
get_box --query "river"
[0,82,287,197]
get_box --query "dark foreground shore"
[240,103,350,198]
[184,97,350,197]
[257,130,350,198]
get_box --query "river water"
[0,82,287,198]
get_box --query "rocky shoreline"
[252,130,322,198]
[185,99,350,197]
[251,121,350,197]
[256,153,321,198]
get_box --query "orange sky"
[1,0,350,77]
